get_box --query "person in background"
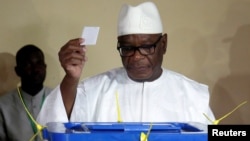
[0,44,52,141]
[37,1,215,125]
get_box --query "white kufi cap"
[117,2,163,36]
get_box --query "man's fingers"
[67,38,84,46]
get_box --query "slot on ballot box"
[43,122,208,141]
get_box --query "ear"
[15,66,21,77]
[161,33,168,54]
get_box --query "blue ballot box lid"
[43,122,208,141]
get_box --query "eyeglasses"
[117,36,162,57]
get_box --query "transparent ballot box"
[43,122,208,141]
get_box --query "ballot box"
[43,122,208,141]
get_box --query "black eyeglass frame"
[117,35,163,57]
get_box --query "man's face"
[16,51,46,86]
[117,33,167,82]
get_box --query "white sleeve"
[36,85,68,126]
[69,84,88,122]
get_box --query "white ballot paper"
[81,26,100,45]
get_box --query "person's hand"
[59,38,87,79]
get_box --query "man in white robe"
[37,1,215,126]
